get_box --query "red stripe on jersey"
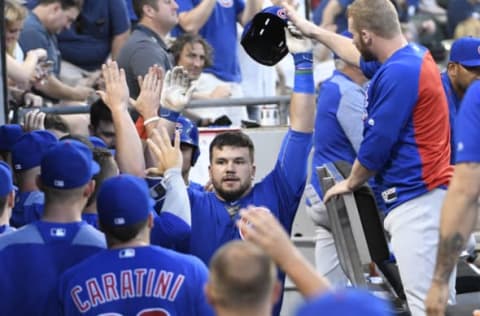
[413,52,453,189]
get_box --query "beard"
[213,179,252,202]
[357,37,377,62]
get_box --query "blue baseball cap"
[40,141,100,189]
[88,136,108,149]
[450,37,480,67]
[333,31,353,60]
[0,124,23,152]
[12,130,58,171]
[0,162,14,197]
[241,6,289,66]
[296,289,392,316]
[97,174,154,227]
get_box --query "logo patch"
[277,8,287,19]
[217,0,233,8]
[381,187,397,203]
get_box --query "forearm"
[110,31,130,60]
[36,75,84,101]
[311,28,361,67]
[111,109,145,176]
[433,164,480,283]
[290,53,315,133]
[280,245,331,297]
[239,0,263,26]
[161,168,191,226]
[6,54,35,86]
[346,159,375,190]
[177,0,216,33]
[320,0,341,26]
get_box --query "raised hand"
[160,66,196,112]
[146,127,183,174]
[96,61,129,113]
[133,64,164,119]
[282,1,319,38]
[23,109,46,132]
[285,21,313,53]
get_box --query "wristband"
[159,108,181,123]
[293,52,314,94]
[143,116,161,126]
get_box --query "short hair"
[101,219,149,245]
[209,132,255,162]
[85,148,118,207]
[90,99,113,128]
[44,114,70,134]
[347,0,401,39]
[170,33,214,68]
[42,185,88,205]
[133,0,158,20]
[37,0,83,10]
[0,196,7,217]
[209,241,277,309]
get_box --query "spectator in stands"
[116,0,177,99]
[18,0,95,103]
[89,99,115,149]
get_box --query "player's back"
[59,245,214,316]
[0,221,105,315]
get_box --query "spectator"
[18,0,94,103]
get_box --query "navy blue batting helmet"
[241,6,289,66]
[176,116,200,166]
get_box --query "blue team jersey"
[189,181,204,191]
[150,212,190,251]
[173,0,245,82]
[59,246,214,316]
[311,70,365,198]
[358,44,452,212]
[0,221,105,315]
[11,190,44,228]
[82,213,98,228]
[441,71,461,164]
[456,80,480,163]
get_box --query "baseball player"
[10,130,58,227]
[284,0,453,314]
[176,115,203,190]
[0,141,106,315]
[58,174,214,316]
[148,9,316,316]
[0,124,23,164]
[0,162,16,234]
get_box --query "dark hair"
[209,241,277,308]
[170,33,214,68]
[101,219,148,244]
[44,114,70,133]
[85,148,117,207]
[90,99,113,128]
[0,196,7,217]
[209,132,254,162]
[37,0,83,10]
[59,134,95,151]
[133,0,158,20]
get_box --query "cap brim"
[91,160,100,176]
[460,60,480,67]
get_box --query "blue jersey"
[0,221,105,315]
[456,80,480,163]
[173,0,245,82]
[189,181,204,191]
[0,225,15,235]
[58,246,214,316]
[312,0,354,33]
[311,70,365,198]
[359,44,452,212]
[11,190,44,228]
[150,212,190,251]
[82,213,98,228]
[441,71,461,164]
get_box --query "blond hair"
[347,0,401,39]
[4,0,27,55]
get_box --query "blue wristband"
[292,52,314,94]
[159,108,181,122]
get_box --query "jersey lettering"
[120,270,135,298]
[71,285,90,313]
[86,278,106,307]
[102,273,120,301]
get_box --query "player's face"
[349,18,376,62]
[180,143,193,178]
[178,42,206,80]
[453,63,480,96]
[93,120,116,149]
[209,146,255,202]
